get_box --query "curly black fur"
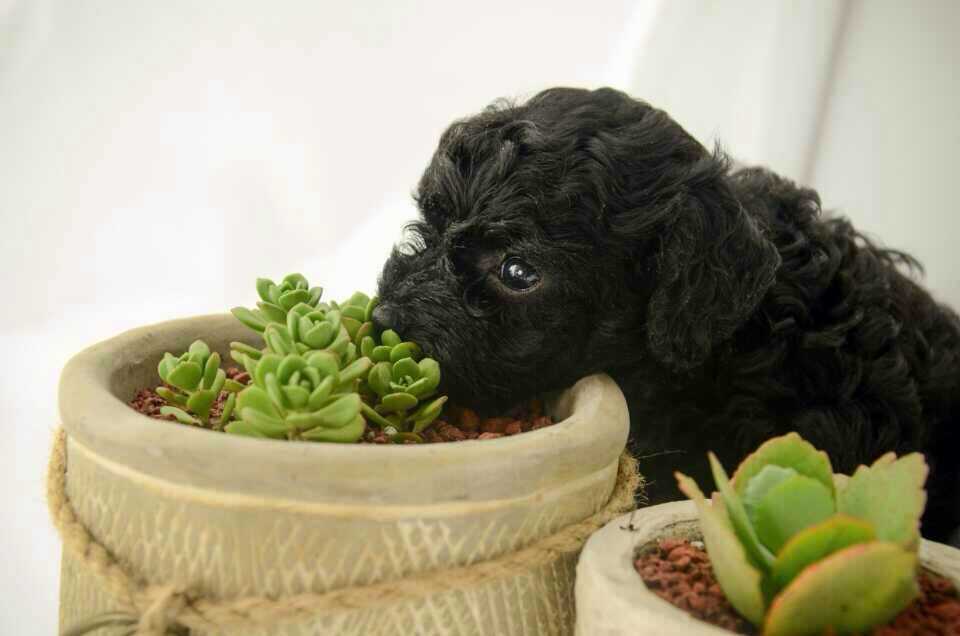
[375,87,960,543]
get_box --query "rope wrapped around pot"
[48,429,641,635]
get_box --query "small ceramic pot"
[574,500,960,635]
[57,314,630,635]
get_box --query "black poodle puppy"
[374,87,960,543]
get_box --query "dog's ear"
[644,176,780,371]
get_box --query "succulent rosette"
[156,339,241,427]
[226,351,371,442]
[361,328,447,439]
[152,274,449,444]
[676,432,928,636]
[230,273,324,334]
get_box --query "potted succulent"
[53,274,635,635]
[575,433,960,635]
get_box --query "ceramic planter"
[57,314,630,635]
[574,500,960,635]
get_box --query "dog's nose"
[371,303,397,332]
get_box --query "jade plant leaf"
[763,542,918,636]
[769,514,875,594]
[836,452,928,548]
[752,474,836,554]
[709,453,775,570]
[742,464,798,523]
[676,472,766,625]
[732,432,835,500]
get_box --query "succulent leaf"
[836,452,928,548]
[166,361,203,392]
[752,474,836,554]
[732,432,835,500]
[742,464,798,522]
[676,472,767,625]
[709,453,776,570]
[301,413,366,442]
[763,542,918,636]
[160,405,200,425]
[769,514,875,594]
[381,329,401,347]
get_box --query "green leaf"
[392,357,420,383]
[360,336,375,359]
[306,351,339,378]
[732,432,835,500]
[253,354,282,388]
[355,321,373,347]
[188,340,211,362]
[277,355,308,384]
[325,327,350,357]
[344,291,370,308]
[307,375,335,410]
[157,353,177,382]
[341,305,366,322]
[230,341,263,360]
[371,345,392,362]
[364,296,378,323]
[308,286,323,306]
[381,329,401,347]
[218,392,237,424]
[339,357,373,384]
[764,542,918,636]
[417,358,440,390]
[160,405,200,425]
[187,389,217,421]
[360,401,393,429]
[236,385,281,419]
[224,419,270,438]
[301,413,365,443]
[291,393,360,429]
[770,515,876,594]
[201,352,220,389]
[281,272,309,289]
[257,301,287,324]
[231,307,269,332]
[409,396,448,433]
[166,361,203,392]
[710,453,775,570]
[278,288,311,311]
[342,316,362,341]
[237,407,289,438]
[390,342,422,363]
[676,472,766,626]
[837,452,928,549]
[209,368,226,395]
[224,379,246,393]
[281,384,310,409]
[368,362,392,397]
[155,386,186,405]
[256,277,276,303]
[752,474,836,554]
[743,465,798,526]
[325,309,342,335]
[378,392,418,413]
[300,321,332,349]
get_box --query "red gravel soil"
[635,538,960,635]
[129,368,555,442]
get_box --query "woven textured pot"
[57,314,631,635]
[575,501,960,635]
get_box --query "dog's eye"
[498,257,540,291]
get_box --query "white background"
[2,1,958,632]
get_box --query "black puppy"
[374,87,960,543]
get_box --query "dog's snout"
[371,303,397,332]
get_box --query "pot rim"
[575,500,960,635]
[59,313,630,504]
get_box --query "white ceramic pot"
[574,500,960,635]
[57,314,630,635]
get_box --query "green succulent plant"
[230,273,324,333]
[676,432,927,636]
[225,350,371,442]
[156,339,243,427]
[360,327,447,439]
[151,273,449,444]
